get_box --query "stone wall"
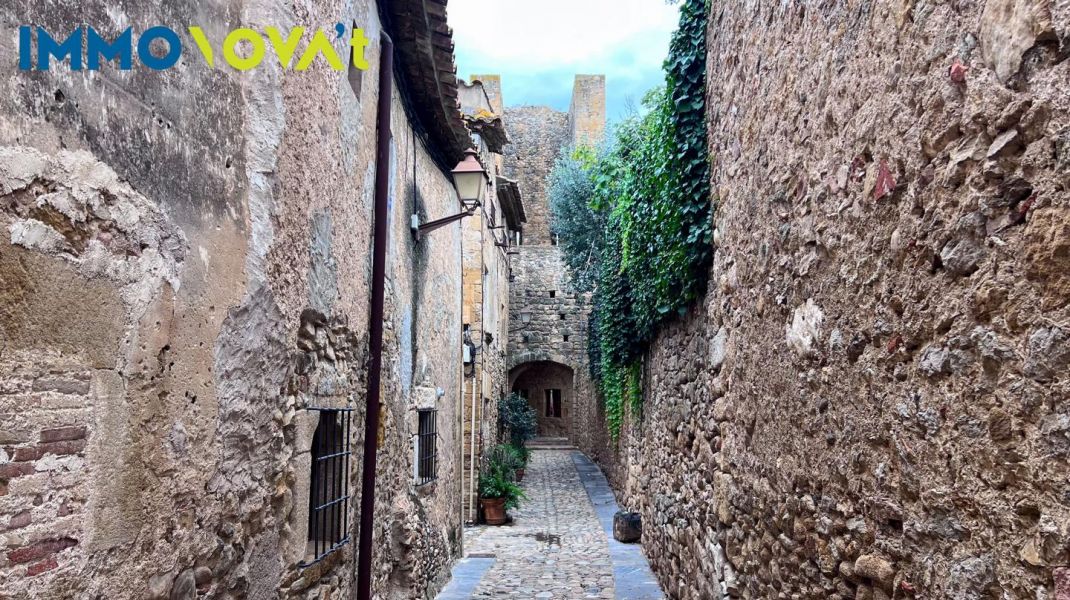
[569,75,607,148]
[0,3,469,599]
[504,76,604,445]
[459,87,513,521]
[588,1,1070,599]
[507,246,593,438]
[502,107,570,246]
[510,361,575,438]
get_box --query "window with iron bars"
[415,409,438,486]
[302,407,352,567]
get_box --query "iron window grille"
[301,407,353,568]
[415,409,438,486]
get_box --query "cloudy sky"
[449,0,681,122]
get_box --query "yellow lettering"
[222,28,266,71]
[350,28,370,70]
[296,29,344,71]
[265,26,304,69]
[187,27,214,67]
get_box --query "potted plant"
[513,444,531,481]
[479,445,526,525]
[499,392,538,448]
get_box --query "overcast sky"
[449,0,681,122]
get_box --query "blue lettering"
[19,26,31,70]
[38,27,83,71]
[87,27,133,70]
[136,26,181,70]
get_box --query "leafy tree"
[546,0,710,439]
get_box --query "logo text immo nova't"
[19,24,371,71]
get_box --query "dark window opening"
[551,233,560,246]
[559,314,566,320]
[416,409,438,486]
[563,335,570,342]
[303,407,352,567]
[549,290,556,298]
[545,389,562,418]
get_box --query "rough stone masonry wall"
[0,2,465,599]
[569,75,607,148]
[598,1,1070,599]
[502,106,570,245]
[507,246,592,440]
[505,80,603,445]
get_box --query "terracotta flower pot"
[481,497,507,525]
[516,468,525,481]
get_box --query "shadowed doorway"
[509,361,574,438]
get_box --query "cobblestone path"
[438,449,662,600]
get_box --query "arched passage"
[509,361,575,438]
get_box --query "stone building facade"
[505,76,605,442]
[579,2,1070,599]
[457,77,524,522]
[0,2,504,599]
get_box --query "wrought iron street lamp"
[411,148,489,240]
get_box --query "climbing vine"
[548,0,711,439]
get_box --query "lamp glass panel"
[453,171,484,203]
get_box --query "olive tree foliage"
[548,146,608,292]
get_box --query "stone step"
[526,437,576,450]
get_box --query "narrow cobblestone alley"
[437,449,663,600]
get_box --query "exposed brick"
[0,462,35,479]
[43,439,87,456]
[6,537,77,564]
[39,426,87,443]
[31,378,90,395]
[26,556,58,576]
[11,447,41,462]
[7,510,31,530]
[11,439,86,462]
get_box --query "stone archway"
[509,361,575,438]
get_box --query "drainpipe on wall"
[356,31,393,600]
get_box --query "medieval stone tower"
[504,75,605,445]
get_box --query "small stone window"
[559,314,566,320]
[303,407,352,567]
[415,409,438,486]
[549,290,556,298]
[551,233,560,246]
[563,335,570,342]
[545,389,562,418]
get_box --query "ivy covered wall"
[548,0,711,437]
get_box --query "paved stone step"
[527,437,576,450]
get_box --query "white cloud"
[450,0,678,68]
[449,0,680,119]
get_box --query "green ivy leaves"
[548,0,710,439]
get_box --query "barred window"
[415,409,437,486]
[303,407,352,567]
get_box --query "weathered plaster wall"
[0,2,465,599]
[591,1,1070,599]
[459,112,513,521]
